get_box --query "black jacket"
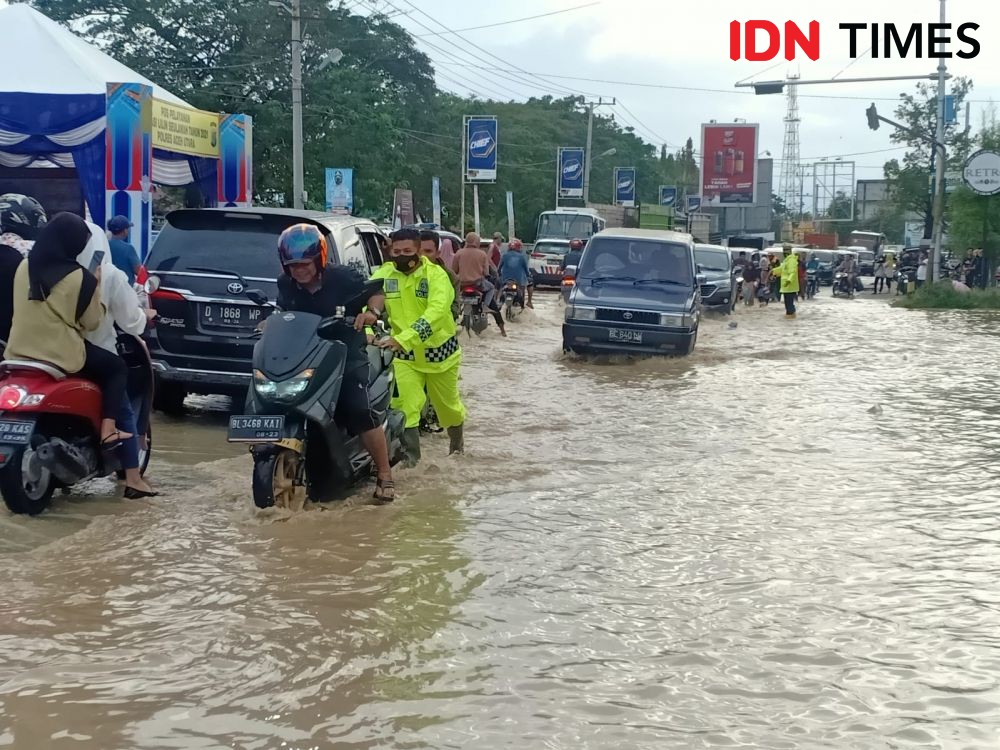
[0,244,25,344]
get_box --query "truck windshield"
[536,213,597,240]
[578,237,692,284]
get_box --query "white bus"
[535,208,606,242]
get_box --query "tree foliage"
[946,109,1000,265]
[32,0,705,240]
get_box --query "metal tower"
[778,73,801,217]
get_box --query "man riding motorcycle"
[560,238,585,273]
[499,238,530,311]
[274,223,396,502]
[836,254,859,294]
[452,232,507,337]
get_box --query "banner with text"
[700,123,758,207]
[658,185,677,207]
[392,188,415,229]
[465,115,498,183]
[218,114,253,207]
[105,83,153,259]
[687,195,703,212]
[325,168,354,214]
[614,167,636,207]
[151,99,219,159]
[558,147,585,198]
[506,191,515,239]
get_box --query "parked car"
[694,243,735,312]
[562,228,701,356]
[530,238,572,286]
[856,249,876,275]
[144,208,386,413]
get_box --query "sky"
[357,0,1000,191]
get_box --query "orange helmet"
[278,223,328,273]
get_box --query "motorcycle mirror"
[246,289,269,307]
[144,276,160,294]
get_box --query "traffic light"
[866,103,880,131]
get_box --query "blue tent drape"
[188,157,217,207]
[71,134,105,227]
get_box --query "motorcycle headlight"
[565,305,596,322]
[254,368,314,402]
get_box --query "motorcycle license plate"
[461,296,480,303]
[609,328,643,344]
[0,418,35,445]
[228,415,285,443]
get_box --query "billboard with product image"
[700,123,758,207]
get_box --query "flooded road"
[4,291,1000,748]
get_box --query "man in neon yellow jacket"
[775,245,800,318]
[372,227,467,464]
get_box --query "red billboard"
[699,123,759,207]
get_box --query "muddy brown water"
[2,290,1000,749]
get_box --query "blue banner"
[558,147,585,198]
[325,168,354,214]
[466,116,498,182]
[686,195,702,212]
[614,167,636,206]
[659,185,677,207]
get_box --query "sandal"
[100,430,128,451]
[372,477,396,504]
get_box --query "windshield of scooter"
[255,311,346,382]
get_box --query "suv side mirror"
[246,289,269,307]
[695,273,707,286]
[564,265,578,277]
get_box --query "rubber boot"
[401,427,421,467]
[447,424,465,455]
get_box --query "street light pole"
[581,97,614,204]
[290,0,304,209]
[931,0,948,283]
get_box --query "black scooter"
[227,281,406,510]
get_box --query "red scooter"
[0,332,154,515]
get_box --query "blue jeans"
[117,398,140,470]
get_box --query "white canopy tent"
[0,3,201,220]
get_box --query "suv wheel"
[154,381,187,415]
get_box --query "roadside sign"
[963,150,1000,196]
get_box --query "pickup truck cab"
[562,228,702,356]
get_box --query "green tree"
[882,78,974,236]
[947,109,1000,267]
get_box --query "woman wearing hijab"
[5,212,131,449]
[438,236,457,269]
[77,223,159,498]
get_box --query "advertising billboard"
[465,115,498,183]
[614,167,636,207]
[687,195,703,212]
[432,176,441,226]
[700,123,759,206]
[558,147,585,198]
[658,185,677,207]
[325,168,354,214]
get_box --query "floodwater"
[3,289,1000,749]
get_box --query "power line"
[412,3,600,37]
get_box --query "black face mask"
[394,253,420,273]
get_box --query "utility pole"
[930,0,948,283]
[582,97,615,204]
[290,0,304,209]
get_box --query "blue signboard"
[944,95,957,125]
[614,167,636,207]
[686,195,702,212]
[325,167,354,214]
[465,116,498,182]
[659,185,677,207]
[558,147,585,198]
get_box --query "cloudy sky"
[359,0,1000,187]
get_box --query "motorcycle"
[228,282,406,510]
[0,332,154,515]
[805,269,819,299]
[459,285,489,336]
[499,280,523,321]
[832,272,855,299]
